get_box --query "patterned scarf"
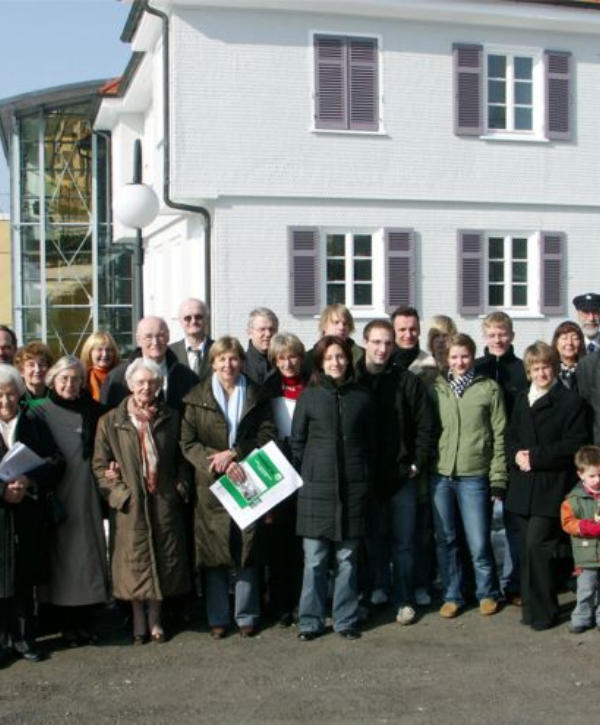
[447,368,475,398]
[127,396,159,494]
[558,362,577,388]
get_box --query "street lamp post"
[113,139,159,323]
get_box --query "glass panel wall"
[16,100,134,357]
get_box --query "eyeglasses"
[183,314,205,322]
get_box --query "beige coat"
[180,375,276,569]
[92,398,190,601]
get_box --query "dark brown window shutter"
[384,229,415,313]
[453,43,483,136]
[545,51,571,141]
[289,227,320,315]
[349,38,378,131]
[458,230,484,314]
[540,232,565,315]
[314,36,347,130]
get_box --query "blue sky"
[0,0,132,213]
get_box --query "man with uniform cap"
[575,294,600,444]
[573,293,600,353]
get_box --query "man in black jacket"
[474,311,527,604]
[356,319,434,625]
[100,316,199,412]
[243,307,278,385]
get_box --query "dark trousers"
[516,514,560,628]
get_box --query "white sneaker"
[396,605,416,625]
[415,588,431,606]
[370,588,388,606]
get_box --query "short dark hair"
[310,335,353,385]
[575,445,600,471]
[363,319,394,341]
[0,325,17,348]
[390,306,420,323]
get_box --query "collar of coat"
[182,373,263,418]
[112,395,174,430]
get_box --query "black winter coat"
[505,383,589,518]
[474,345,528,419]
[291,376,375,541]
[575,350,600,444]
[243,342,273,386]
[0,408,65,598]
[355,358,434,497]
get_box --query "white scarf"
[527,378,557,407]
[212,373,247,447]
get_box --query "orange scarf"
[87,367,109,401]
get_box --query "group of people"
[1,289,600,666]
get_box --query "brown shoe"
[479,598,499,616]
[439,602,460,618]
[505,593,523,607]
[239,626,255,638]
[210,626,226,640]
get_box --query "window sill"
[480,133,549,144]
[479,312,545,319]
[311,127,388,137]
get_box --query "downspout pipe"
[144,1,212,311]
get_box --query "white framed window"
[324,230,382,312]
[484,232,541,315]
[289,226,415,317]
[485,46,543,137]
[454,43,571,141]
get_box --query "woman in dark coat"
[181,336,276,638]
[291,335,374,641]
[505,341,589,631]
[262,332,308,626]
[93,358,190,644]
[0,364,64,665]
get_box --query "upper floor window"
[454,43,571,141]
[313,34,379,132]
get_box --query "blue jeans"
[205,566,260,628]
[299,538,359,633]
[430,475,498,606]
[366,479,417,606]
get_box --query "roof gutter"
[142,0,212,309]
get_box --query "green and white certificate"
[210,440,303,530]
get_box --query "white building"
[95,0,600,349]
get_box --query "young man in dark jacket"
[474,311,528,605]
[356,319,434,625]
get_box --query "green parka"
[431,374,507,487]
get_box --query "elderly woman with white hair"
[34,355,107,646]
[0,364,64,665]
[93,358,190,644]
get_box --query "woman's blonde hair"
[318,304,355,335]
[45,355,85,389]
[268,333,305,365]
[208,336,246,367]
[80,331,121,374]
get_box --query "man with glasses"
[100,316,199,411]
[170,298,213,380]
[243,307,279,384]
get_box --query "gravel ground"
[1,592,598,725]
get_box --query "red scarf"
[281,375,306,400]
